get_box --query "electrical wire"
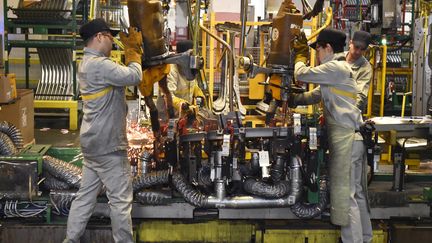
[2,201,46,218]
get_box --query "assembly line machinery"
[1,2,432,242]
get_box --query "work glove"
[292,32,309,64]
[139,64,170,97]
[119,27,143,65]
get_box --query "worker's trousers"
[63,150,133,243]
[341,140,373,243]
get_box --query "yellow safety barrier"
[34,100,78,130]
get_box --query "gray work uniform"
[348,53,373,113]
[348,54,373,243]
[294,53,372,243]
[64,47,142,243]
[294,52,360,224]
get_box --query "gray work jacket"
[294,52,363,130]
[79,48,142,156]
[348,55,372,112]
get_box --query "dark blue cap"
[79,18,120,41]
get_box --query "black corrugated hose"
[0,132,17,155]
[42,155,82,188]
[171,172,208,207]
[132,170,170,192]
[243,178,290,199]
[0,121,24,150]
[135,190,172,205]
[41,172,72,190]
[270,155,286,182]
[197,165,212,187]
[290,176,329,219]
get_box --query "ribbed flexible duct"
[197,166,212,187]
[172,172,208,207]
[135,190,172,205]
[0,121,24,150]
[173,167,303,209]
[290,177,329,219]
[138,150,152,175]
[270,155,286,182]
[42,155,82,188]
[0,132,18,155]
[243,156,300,199]
[132,170,170,192]
[243,179,290,199]
[42,172,71,190]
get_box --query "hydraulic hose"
[291,177,329,219]
[0,121,24,150]
[42,156,82,188]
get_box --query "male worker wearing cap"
[291,28,371,243]
[347,31,373,113]
[156,40,205,119]
[345,30,374,243]
[63,18,143,243]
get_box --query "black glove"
[292,32,309,64]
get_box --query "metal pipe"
[206,195,291,208]
[199,23,235,74]
[401,91,412,117]
[215,180,226,200]
[380,41,387,116]
[199,22,236,111]
[193,0,201,55]
[239,0,248,56]
[172,155,303,209]
[228,32,235,111]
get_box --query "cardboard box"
[0,75,13,103]
[8,74,17,99]
[0,89,35,145]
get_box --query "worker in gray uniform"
[347,31,373,113]
[156,40,205,120]
[291,28,369,243]
[63,18,143,243]
[345,30,373,243]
